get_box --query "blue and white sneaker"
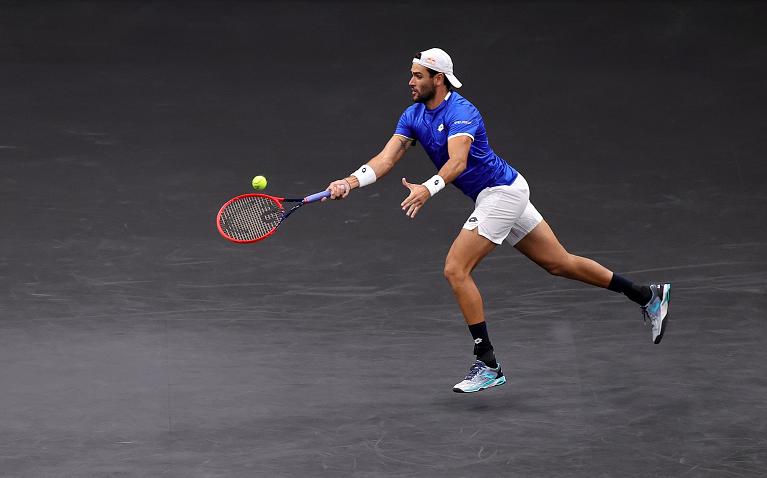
[453,360,506,393]
[642,283,671,344]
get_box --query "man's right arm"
[327,135,414,199]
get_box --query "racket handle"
[304,190,332,203]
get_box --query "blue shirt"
[394,92,518,201]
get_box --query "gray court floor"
[1,2,766,476]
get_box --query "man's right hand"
[325,179,352,200]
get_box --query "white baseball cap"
[412,47,462,88]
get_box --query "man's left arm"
[401,135,472,218]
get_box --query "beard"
[412,84,436,104]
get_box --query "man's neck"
[425,89,451,110]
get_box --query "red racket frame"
[216,190,330,244]
[216,193,287,244]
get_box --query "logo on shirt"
[454,120,472,125]
[437,123,444,132]
[468,217,478,223]
[474,338,483,344]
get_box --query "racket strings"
[219,196,283,241]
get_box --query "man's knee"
[443,260,468,285]
[543,254,573,277]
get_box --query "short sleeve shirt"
[394,92,517,201]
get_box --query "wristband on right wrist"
[350,164,376,187]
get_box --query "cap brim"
[446,73,462,88]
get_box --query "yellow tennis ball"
[251,175,267,190]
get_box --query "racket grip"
[304,190,332,203]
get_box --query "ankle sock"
[468,321,498,368]
[608,273,652,306]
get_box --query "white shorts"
[462,174,543,245]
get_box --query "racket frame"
[216,190,330,244]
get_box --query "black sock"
[477,349,497,369]
[468,321,498,368]
[608,273,652,306]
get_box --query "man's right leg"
[513,219,615,288]
[513,218,670,343]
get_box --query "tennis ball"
[251,175,267,191]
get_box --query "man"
[325,48,671,393]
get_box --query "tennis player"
[325,48,671,393]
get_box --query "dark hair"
[414,52,453,90]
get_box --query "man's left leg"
[444,228,496,326]
[444,228,507,393]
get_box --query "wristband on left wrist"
[422,175,446,196]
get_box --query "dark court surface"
[1,1,766,476]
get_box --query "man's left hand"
[400,177,431,219]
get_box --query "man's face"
[409,64,438,103]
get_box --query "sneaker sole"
[654,284,671,344]
[453,376,507,393]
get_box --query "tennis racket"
[216,190,330,243]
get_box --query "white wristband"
[422,175,446,196]
[351,164,377,187]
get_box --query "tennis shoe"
[453,360,506,393]
[642,283,671,344]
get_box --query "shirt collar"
[426,91,452,112]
